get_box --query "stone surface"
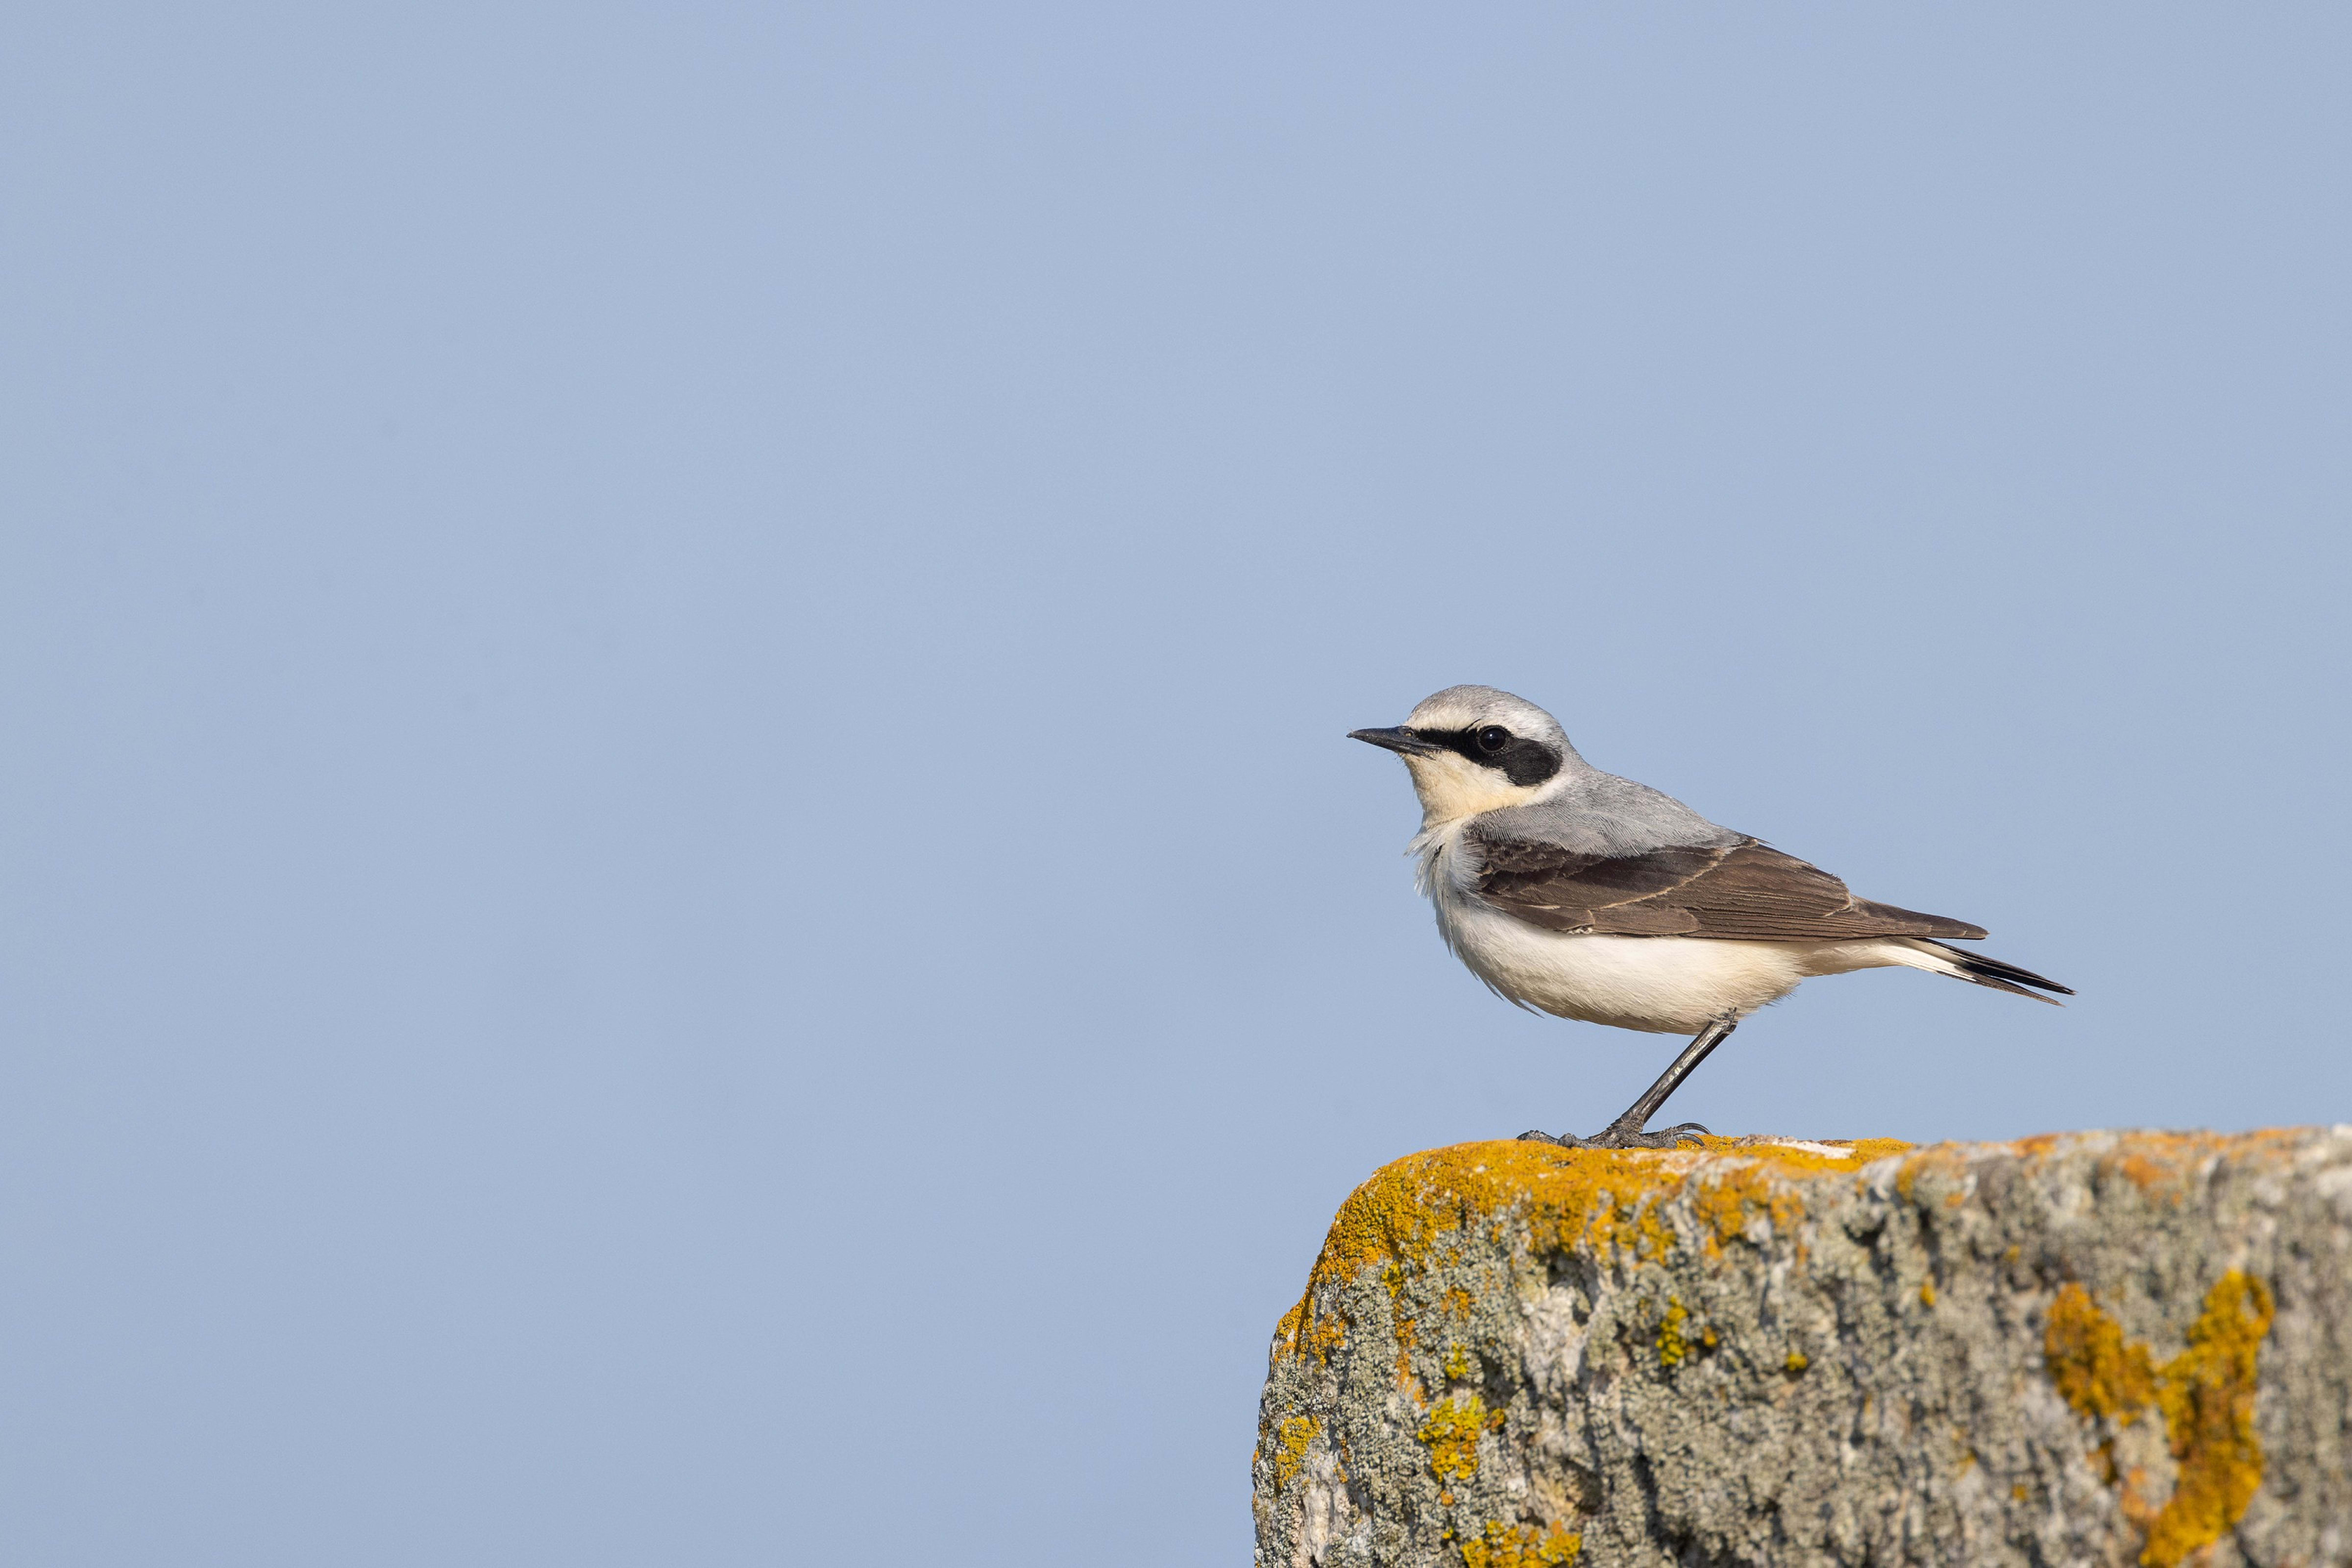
[1251,1129,2352,1568]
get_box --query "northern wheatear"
[1351,685,2069,1148]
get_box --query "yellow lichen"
[1418,1393,1492,1481]
[1895,1144,1969,1204]
[1784,1351,1809,1374]
[1894,1156,1927,1203]
[1271,1414,1320,1493]
[1689,1163,1808,1254]
[1284,1137,1909,1361]
[1919,1280,1937,1308]
[1441,1342,1475,1381]
[2042,1272,2275,1568]
[2045,1284,2157,1423]
[2142,1271,2273,1568]
[1274,1299,1304,1354]
[1656,1299,1690,1368]
[1459,1520,1582,1567]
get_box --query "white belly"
[1433,891,1877,1034]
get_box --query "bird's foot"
[1516,1121,1710,1151]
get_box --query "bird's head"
[1349,685,1581,825]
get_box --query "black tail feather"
[1922,940,2074,1004]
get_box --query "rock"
[1251,1129,2352,1568]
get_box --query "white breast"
[1414,820,1816,1035]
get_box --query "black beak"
[1348,726,1443,756]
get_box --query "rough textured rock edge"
[1251,1129,2352,1568]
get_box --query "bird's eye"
[1475,726,1510,752]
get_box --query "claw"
[1519,1121,1710,1151]
[1600,1120,1710,1150]
[1515,1018,1737,1154]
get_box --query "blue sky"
[3,5,2347,1563]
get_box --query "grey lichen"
[1251,1128,2352,1568]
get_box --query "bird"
[1349,685,2069,1149]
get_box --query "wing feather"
[1468,830,1988,941]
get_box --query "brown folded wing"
[1469,831,1988,941]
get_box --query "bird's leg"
[1518,1016,1739,1151]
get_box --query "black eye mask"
[1409,727,1563,788]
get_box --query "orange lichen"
[1418,1392,1494,1481]
[2042,1272,2275,1568]
[1459,1520,1582,1567]
[1396,1315,1427,1402]
[2103,1133,2224,1204]
[2096,1129,2303,1207]
[1271,1415,1320,1493]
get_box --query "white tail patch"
[1883,939,1974,981]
